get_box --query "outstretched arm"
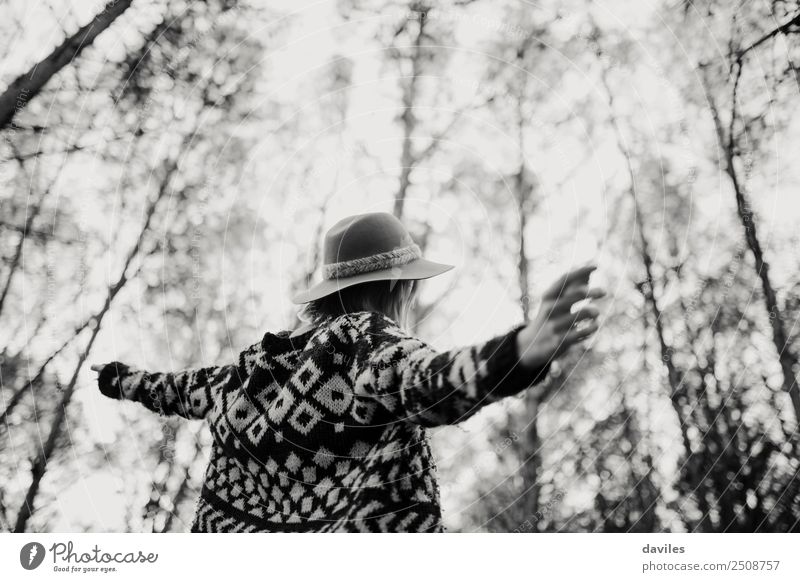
[92,361,240,420]
[358,265,604,427]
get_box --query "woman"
[92,212,604,532]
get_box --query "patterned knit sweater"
[98,311,550,532]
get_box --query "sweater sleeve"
[353,313,551,427]
[97,360,241,420]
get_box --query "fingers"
[543,265,597,300]
[545,286,606,317]
[563,321,599,346]
[552,305,601,333]
[90,364,104,372]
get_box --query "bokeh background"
[1,0,799,532]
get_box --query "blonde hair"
[299,280,417,328]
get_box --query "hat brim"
[291,258,454,304]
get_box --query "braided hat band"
[322,244,422,280]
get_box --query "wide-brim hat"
[291,212,454,304]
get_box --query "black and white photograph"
[0,0,799,579]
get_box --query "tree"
[14,164,172,531]
[0,0,134,131]
[684,4,800,422]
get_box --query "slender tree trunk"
[161,466,193,532]
[142,419,182,532]
[510,88,546,528]
[515,157,531,320]
[701,66,800,423]
[13,160,175,532]
[596,61,693,445]
[518,241,542,525]
[596,58,716,530]
[162,440,204,532]
[520,397,542,523]
[393,11,426,220]
[619,399,660,532]
[0,0,134,131]
[390,7,473,221]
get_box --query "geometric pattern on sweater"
[98,311,550,532]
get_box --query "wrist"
[515,326,548,370]
[480,326,551,398]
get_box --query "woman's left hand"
[515,265,605,370]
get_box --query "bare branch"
[0,0,134,131]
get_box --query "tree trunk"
[393,11,426,220]
[13,159,174,532]
[596,57,715,529]
[596,60,694,448]
[701,66,800,423]
[162,440,204,532]
[161,467,193,533]
[515,159,531,321]
[143,420,182,532]
[511,87,547,528]
[0,0,133,131]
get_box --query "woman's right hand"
[90,364,104,373]
[516,265,605,370]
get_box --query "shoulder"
[236,338,267,375]
[332,312,432,365]
[293,311,422,356]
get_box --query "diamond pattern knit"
[98,311,550,532]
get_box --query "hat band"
[322,243,422,280]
